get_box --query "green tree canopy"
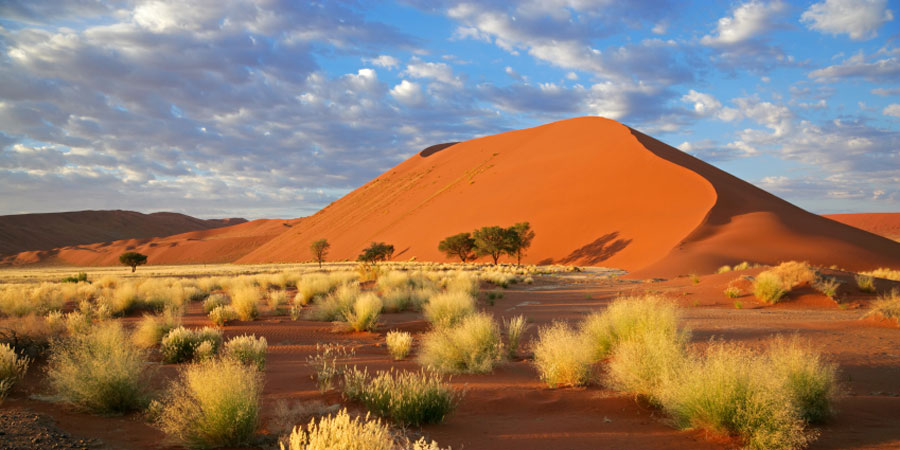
[119,252,148,273]
[438,232,476,262]
[358,242,395,264]
[310,238,330,268]
[473,226,515,265]
[506,222,535,266]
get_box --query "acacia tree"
[310,239,330,268]
[119,252,148,273]
[438,232,476,262]
[506,222,535,266]
[358,242,395,264]
[473,226,513,265]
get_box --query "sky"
[0,0,898,220]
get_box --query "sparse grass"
[268,290,290,313]
[418,312,503,374]
[532,321,593,388]
[724,285,741,298]
[155,358,261,449]
[861,268,900,282]
[689,274,700,284]
[0,343,30,401]
[47,321,150,414]
[230,285,261,321]
[307,284,360,322]
[280,408,449,450]
[0,314,65,359]
[765,336,838,424]
[813,276,841,300]
[734,301,744,309]
[717,265,733,274]
[202,293,229,313]
[605,325,687,404]
[381,287,433,313]
[133,311,182,348]
[855,274,876,293]
[343,293,382,332]
[753,271,787,304]
[307,344,355,392]
[160,326,223,364]
[342,367,460,426]
[224,334,268,371]
[209,305,238,327]
[504,315,529,358]
[771,261,817,289]
[580,295,686,361]
[423,291,475,328]
[0,283,65,317]
[386,331,413,360]
[865,288,900,324]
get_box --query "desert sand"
[824,213,900,242]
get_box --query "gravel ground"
[0,408,103,450]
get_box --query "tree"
[119,252,148,273]
[472,226,515,265]
[358,242,395,264]
[438,232,476,262]
[506,222,535,266]
[310,239,330,268]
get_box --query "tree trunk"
[131,265,136,273]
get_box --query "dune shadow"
[418,142,459,158]
[560,232,632,265]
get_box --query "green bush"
[342,367,460,427]
[160,326,223,364]
[47,322,150,413]
[386,331,413,360]
[418,312,503,374]
[532,322,593,388]
[580,295,686,361]
[423,291,475,328]
[155,358,261,448]
[225,334,268,371]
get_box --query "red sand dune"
[0,209,245,256]
[237,117,900,276]
[824,213,900,241]
[1,218,299,266]
[4,117,900,275]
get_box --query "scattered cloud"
[801,0,894,40]
[809,47,900,82]
[884,104,900,117]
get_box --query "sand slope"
[824,213,900,241]
[1,218,299,266]
[0,210,245,256]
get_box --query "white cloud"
[884,104,900,117]
[801,0,894,41]
[681,90,741,121]
[390,80,424,106]
[404,60,463,87]
[809,48,900,82]
[366,55,399,69]
[701,1,787,46]
[872,87,900,96]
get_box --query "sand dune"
[0,210,245,256]
[824,213,900,242]
[4,117,899,275]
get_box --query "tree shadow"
[559,232,632,265]
[418,142,459,158]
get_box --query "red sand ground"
[824,213,900,242]
[4,117,899,277]
[4,270,900,449]
[0,210,244,256]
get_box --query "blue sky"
[0,0,897,219]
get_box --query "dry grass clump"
[343,293,382,332]
[861,268,900,282]
[443,273,479,296]
[280,409,448,450]
[865,288,900,324]
[342,367,460,426]
[423,291,475,328]
[267,290,290,313]
[154,358,261,449]
[765,336,838,424]
[160,326,223,364]
[753,271,787,304]
[132,310,182,348]
[724,285,741,298]
[307,344,355,392]
[0,343,30,402]
[481,271,518,288]
[504,315,529,358]
[202,293,229,313]
[418,312,503,374]
[605,326,687,403]
[813,276,841,300]
[0,283,65,317]
[224,334,268,371]
[209,305,238,327]
[296,272,354,305]
[47,321,151,413]
[229,285,261,321]
[855,274,876,293]
[381,287,434,313]
[0,314,66,358]
[307,284,361,322]
[386,331,413,360]
[753,261,821,303]
[580,295,686,360]
[532,322,593,388]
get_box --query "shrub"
[230,285,260,321]
[308,284,360,322]
[717,265,733,274]
[381,287,433,313]
[444,274,479,296]
[0,343,29,400]
[209,305,238,327]
[504,315,529,358]
[813,277,841,300]
[865,288,900,323]
[580,295,686,361]
[307,344,355,392]
[225,334,268,371]
[342,367,460,427]
[771,261,817,289]
[724,285,741,298]
[658,342,813,450]
[605,326,687,404]
[418,312,503,374]
[155,358,261,448]
[133,311,182,348]
[47,322,150,413]
[61,272,89,283]
[0,314,65,359]
[855,274,876,293]
[386,331,413,360]
[268,290,290,313]
[202,293,229,313]
[861,268,900,282]
[532,322,593,388]
[753,271,786,304]
[280,409,448,450]
[765,336,838,424]
[160,326,223,364]
[423,291,475,328]
[343,293,382,332]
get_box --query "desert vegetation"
[342,367,460,426]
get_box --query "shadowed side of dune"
[824,213,900,241]
[628,129,900,277]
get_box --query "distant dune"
[0,210,246,256]
[823,213,900,242]
[4,117,899,275]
